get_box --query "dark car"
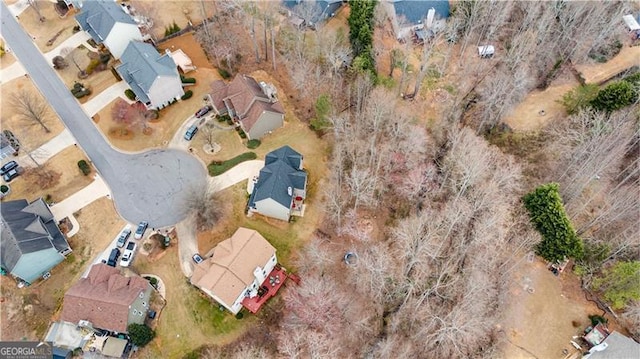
[184,125,198,141]
[192,253,204,264]
[194,106,212,118]
[2,168,20,182]
[116,229,132,248]
[0,161,18,175]
[134,221,148,239]
[107,248,121,267]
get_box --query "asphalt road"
[1,4,207,227]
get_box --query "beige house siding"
[254,198,290,221]
[126,285,153,329]
[245,112,284,140]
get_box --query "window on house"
[133,309,138,315]
[139,292,144,299]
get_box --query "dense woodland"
[192,1,639,358]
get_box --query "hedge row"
[208,152,257,176]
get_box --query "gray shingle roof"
[116,41,179,105]
[585,331,640,359]
[1,198,69,282]
[75,0,136,43]
[392,0,450,25]
[249,146,307,209]
[283,0,343,25]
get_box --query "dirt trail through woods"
[505,46,640,132]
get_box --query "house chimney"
[426,8,435,29]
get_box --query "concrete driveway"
[2,4,207,227]
[18,129,76,168]
[82,81,131,117]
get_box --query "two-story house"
[116,41,184,110]
[75,0,143,59]
[208,75,285,140]
[1,198,72,284]
[248,146,307,221]
[61,263,153,333]
[190,228,282,314]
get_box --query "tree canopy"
[523,183,584,262]
[347,0,377,75]
[127,323,155,347]
[593,261,640,310]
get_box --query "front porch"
[241,265,287,314]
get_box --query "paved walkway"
[19,129,77,167]
[6,0,29,16]
[82,81,131,117]
[50,174,111,220]
[140,274,167,298]
[0,60,27,83]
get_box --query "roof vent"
[287,187,292,196]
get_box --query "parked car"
[3,168,20,182]
[194,105,212,118]
[116,229,132,248]
[0,161,18,175]
[107,248,121,267]
[192,253,204,264]
[134,221,148,239]
[184,125,198,141]
[120,242,137,267]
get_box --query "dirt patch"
[503,83,576,132]
[1,145,93,203]
[577,45,640,85]
[0,197,124,341]
[95,68,221,152]
[158,32,212,69]
[0,76,65,153]
[0,50,17,69]
[498,256,620,359]
[16,1,78,52]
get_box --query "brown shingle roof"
[208,75,284,133]
[61,264,150,332]
[191,228,276,307]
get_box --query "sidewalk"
[0,61,26,83]
[82,81,131,117]
[19,129,77,167]
[50,174,111,220]
[7,0,29,17]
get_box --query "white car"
[119,241,137,267]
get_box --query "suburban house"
[116,41,184,110]
[582,326,640,359]
[0,131,17,159]
[61,263,153,333]
[190,228,286,314]
[0,198,71,284]
[248,146,307,221]
[283,0,344,28]
[208,74,285,140]
[75,0,143,59]
[383,0,450,40]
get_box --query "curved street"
[1,4,207,227]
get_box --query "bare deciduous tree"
[10,89,51,133]
[181,184,223,231]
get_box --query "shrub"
[218,68,231,79]
[591,81,637,112]
[589,314,608,326]
[226,118,234,126]
[124,89,136,101]
[181,90,193,100]
[208,152,257,176]
[77,160,91,176]
[523,183,583,262]
[0,185,8,193]
[218,114,231,122]
[592,261,640,310]
[127,324,155,347]
[85,58,101,75]
[180,75,196,84]
[560,84,599,115]
[238,130,247,139]
[246,139,261,149]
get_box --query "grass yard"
[0,76,65,153]
[94,68,221,152]
[133,242,252,359]
[1,145,93,203]
[54,46,118,105]
[0,51,16,69]
[16,1,78,52]
[0,197,124,341]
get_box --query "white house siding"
[148,75,184,109]
[104,22,142,59]
[245,112,284,140]
[254,197,290,221]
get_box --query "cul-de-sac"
[1,1,639,358]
